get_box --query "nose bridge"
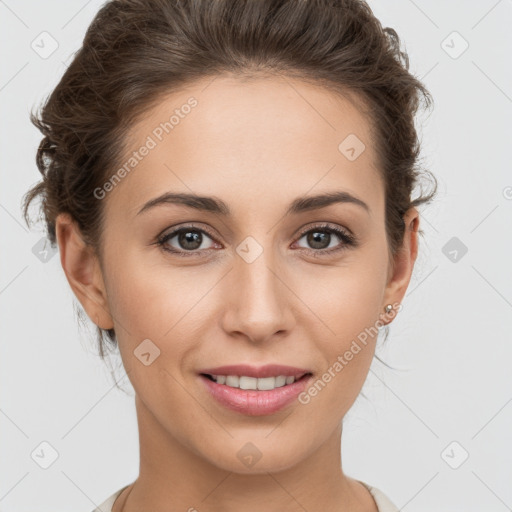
[221,237,293,341]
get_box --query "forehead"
[105,75,384,220]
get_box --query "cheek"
[106,269,167,337]
[103,249,214,372]
[299,258,387,342]
[296,273,383,418]
[295,250,388,397]
[101,246,180,356]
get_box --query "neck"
[114,394,378,512]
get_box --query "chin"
[201,437,308,475]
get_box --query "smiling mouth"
[200,372,312,391]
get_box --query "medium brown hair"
[22,0,437,359]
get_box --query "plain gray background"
[1,1,511,510]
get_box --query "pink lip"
[197,364,311,379]
[198,373,313,416]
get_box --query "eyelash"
[155,222,358,258]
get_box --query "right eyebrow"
[136,192,230,216]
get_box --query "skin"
[55,75,419,512]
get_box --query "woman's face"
[58,75,417,474]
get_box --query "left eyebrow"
[135,190,370,217]
[287,191,370,215]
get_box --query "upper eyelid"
[160,223,216,239]
[297,223,350,235]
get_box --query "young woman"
[23,0,437,510]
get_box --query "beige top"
[91,480,399,512]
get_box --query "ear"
[381,207,420,325]
[55,213,114,330]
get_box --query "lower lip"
[199,374,312,416]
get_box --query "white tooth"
[256,377,276,390]
[274,375,287,387]
[239,376,258,390]
[225,375,239,387]
[214,375,298,390]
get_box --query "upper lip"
[198,364,312,379]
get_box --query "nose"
[219,246,295,344]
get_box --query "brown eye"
[301,230,335,250]
[294,224,357,255]
[158,227,217,255]
[174,230,205,251]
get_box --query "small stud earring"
[384,304,393,314]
